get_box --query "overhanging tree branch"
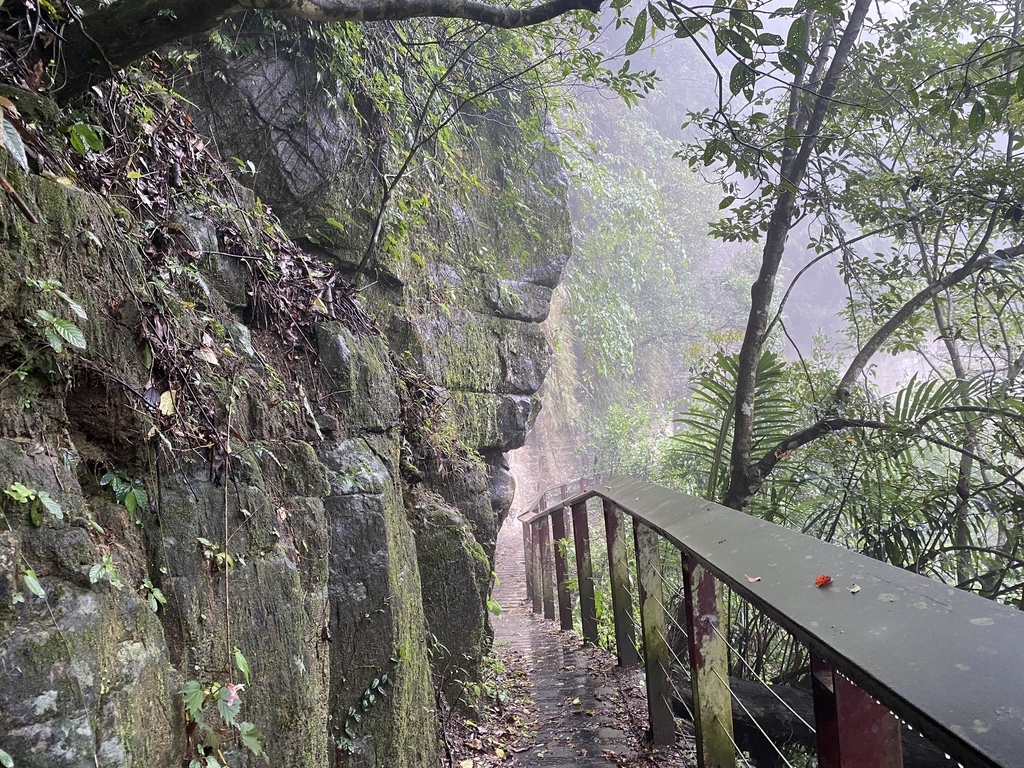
[56,0,602,98]
[746,413,1024,499]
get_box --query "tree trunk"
[723,0,873,512]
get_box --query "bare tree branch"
[834,243,1024,402]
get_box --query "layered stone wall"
[0,22,570,768]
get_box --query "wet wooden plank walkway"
[490,517,693,767]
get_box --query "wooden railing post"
[603,499,639,667]
[682,553,736,768]
[538,516,556,620]
[550,507,574,631]
[530,520,543,614]
[633,520,675,745]
[811,652,903,768]
[571,500,599,645]
[523,519,535,607]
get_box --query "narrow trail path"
[487,517,693,767]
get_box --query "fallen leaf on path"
[815,574,833,587]
[745,575,761,583]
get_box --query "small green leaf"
[676,15,708,38]
[73,124,103,152]
[986,81,1016,98]
[968,101,986,133]
[0,746,14,768]
[234,647,251,685]
[729,62,755,96]
[54,290,87,319]
[37,492,63,521]
[756,32,784,46]
[325,216,346,233]
[1,115,28,173]
[180,680,206,720]
[5,482,31,503]
[133,485,149,513]
[787,16,807,50]
[725,29,752,59]
[68,130,86,156]
[777,51,802,76]
[719,195,736,209]
[50,317,86,350]
[625,8,648,55]
[22,568,44,598]
[238,722,266,756]
[647,3,666,29]
[216,686,242,726]
[88,563,103,584]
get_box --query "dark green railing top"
[519,476,1024,768]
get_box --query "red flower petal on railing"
[815,574,833,587]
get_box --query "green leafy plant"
[23,278,88,355]
[61,122,104,156]
[0,745,13,767]
[336,672,393,748]
[3,482,63,526]
[88,554,125,591]
[139,578,166,613]
[18,565,44,599]
[100,470,149,521]
[197,537,235,570]
[181,650,265,766]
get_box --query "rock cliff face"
[0,23,570,768]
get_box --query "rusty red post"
[572,500,599,645]
[551,506,574,631]
[812,652,904,768]
[682,553,736,768]
[603,498,639,667]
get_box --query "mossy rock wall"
[0,18,572,766]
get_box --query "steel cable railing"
[516,476,1024,768]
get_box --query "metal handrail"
[517,475,1024,768]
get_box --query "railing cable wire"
[711,667,798,768]
[708,621,816,735]
[647,558,816,737]
[712,711,755,768]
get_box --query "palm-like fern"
[670,351,802,500]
